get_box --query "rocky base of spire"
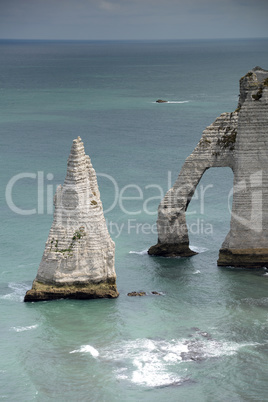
[148,243,197,257]
[24,279,119,302]
[217,248,268,268]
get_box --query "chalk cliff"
[24,137,118,301]
[149,67,268,268]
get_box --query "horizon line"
[0,36,268,42]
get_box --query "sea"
[0,38,268,401]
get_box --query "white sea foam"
[126,339,183,387]
[193,270,201,274]
[70,336,259,388]
[129,249,148,255]
[101,336,258,387]
[70,345,99,357]
[199,340,238,358]
[167,101,189,104]
[11,324,38,332]
[161,340,189,360]
[190,245,209,253]
[0,283,29,302]
[102,338,186,387]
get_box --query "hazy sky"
[0,0,268,40]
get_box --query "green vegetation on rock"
[217,128,237,150]
[252,88,263,101]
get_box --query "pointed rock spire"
[25,137,118,301]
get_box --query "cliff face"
[218,67,268,267]
[24,137,118,301]
[149,67,268,268]
[148,111,238,257]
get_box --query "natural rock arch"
[149,67,268,268]
[148,111,237,257]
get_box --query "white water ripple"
[11,324,38,333]
[152,100,190,104]
[129,249,148,255]
[167,100,190,104]
[190,245,209,253]
[106,339,184,387]
[0,283,29,302]
[100,337,259,388]
[70,345,99,358]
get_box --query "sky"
[0,0,268,41]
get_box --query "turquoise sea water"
[0,39,268,401]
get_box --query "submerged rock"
[24,137,118,301]
[149,67,268,268]
[127,291,146,296]
[127,291,162,296]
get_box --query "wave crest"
[70,345,99,357]
[129,250,148,255]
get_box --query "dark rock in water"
[156,99,168,103]
[191,327,201,332]
[127,291,163,296]
[148,242,197,258]
[190,327,213,340]
[127,291,146,296]
[189,353,204,362]
[199,331,213,340]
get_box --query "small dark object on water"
[191,327,201,332]
[127,291,146,296]
[156,99,168,103]
[127,291,163,296]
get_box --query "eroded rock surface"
[25,137,118,301]
[149,67,268,268]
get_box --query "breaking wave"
[190,245,209,253]
[0,283,29,302]
[70,345,99,358]
[109,338,256,387]
[11,324,38,332]
[95,332,257,388]
[153,100,190,104]
[69,333,262,388]
[129,249,148,255]
[167,101,190,104]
